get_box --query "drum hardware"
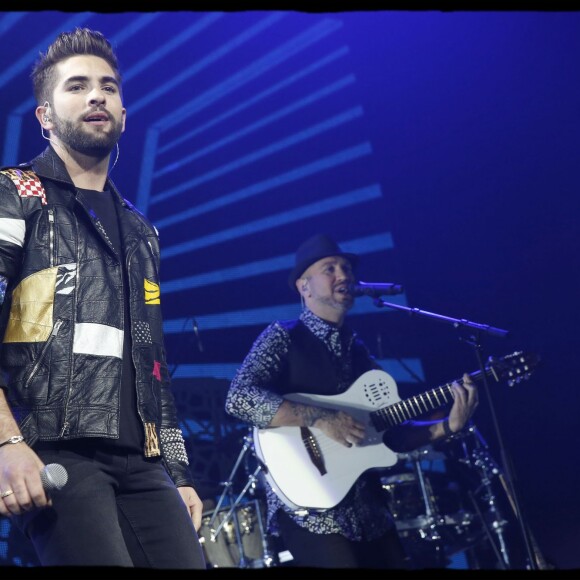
[384,449,449,548]
[384,451,450,568]
[384,443,488,567]
[396,446,453,532]
[455,424,511,569]
[205,428,276,568]
[387,424,545,569]
[457,425,553,570]
[411,449,441,525]
[200,499,268,568]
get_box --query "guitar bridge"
[300,427,327,476]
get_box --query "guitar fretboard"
[370,351,537,432]
[370,382,456,431]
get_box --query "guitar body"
[253,369,402,510]
[253,352,538,511]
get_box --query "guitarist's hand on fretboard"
[446,373,479,435]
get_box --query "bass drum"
[199,499,267,568]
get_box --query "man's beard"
[51,114,122,158]
[318,292,354,313]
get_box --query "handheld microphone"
[40,463,68,493]
[352,281,404,298]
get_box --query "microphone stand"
[168,316,204,379]
[371,297,537,570]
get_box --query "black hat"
[288,234,358,291]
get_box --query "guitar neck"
[370,367,489,432]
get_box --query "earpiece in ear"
[43,101,52,123]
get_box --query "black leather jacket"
[0,146,193,488]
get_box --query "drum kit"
[199,498,269,568]
[199,423,518,569]
[381,444,482,567]
[199,430,276,569]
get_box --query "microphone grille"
[41,463,69,491]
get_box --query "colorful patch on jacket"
[144,278,160,305]
[152,360,162,381]
[144,422,160,457]
[1,168,47,205]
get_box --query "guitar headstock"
[486,351,541,386]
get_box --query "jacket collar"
[29,145,125,206]
[30,145,75,185]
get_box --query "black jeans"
[276,509,412,569]
[13,440,206,568]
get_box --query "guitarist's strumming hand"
[311,408,366,448]
[446,373,479,435]
[273,400,366,448]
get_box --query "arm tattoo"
[288,401,335,427]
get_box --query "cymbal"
[397,446,447,462]
[381,472,417,486]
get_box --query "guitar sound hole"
[363,380,391,407]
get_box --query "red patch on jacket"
[152,360,162,381]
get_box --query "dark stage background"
[0,9,579,570]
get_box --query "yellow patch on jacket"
[4,268,57,343]
[144,279,160,305]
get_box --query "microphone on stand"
[192,318,204,352]
[352,281,404,298]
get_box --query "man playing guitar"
[225,233,478,569]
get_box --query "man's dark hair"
[31,27,122,105]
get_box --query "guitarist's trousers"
[277,509,411,569]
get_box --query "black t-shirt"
[77,187,143,452]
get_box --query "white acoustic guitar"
[253,351,538,511]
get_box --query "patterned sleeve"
[225,321,289,429]
[0,275,6,306]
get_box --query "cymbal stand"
[209,430,274,568]
[252,494,277,568]
[207,431,254,568]
[459,425,510,569]
[407,450,444,542]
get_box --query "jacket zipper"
[48,208,55,267]
[61,215,83,437]
[127,237,159,455]
[24,318,64,389]
[125,245,148,427]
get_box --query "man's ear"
[296,278,308,295]
[36,102,53,129]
